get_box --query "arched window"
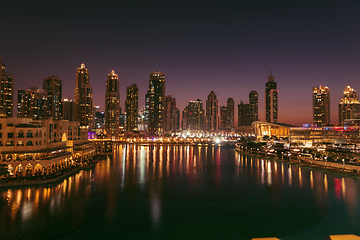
[17,141,24,146]
[26,141,33,146]
[27,130,33,138]
[18,130,24,138]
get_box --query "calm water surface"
[1,144,360,239]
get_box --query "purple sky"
[1,0,360,126]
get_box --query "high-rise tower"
[0,58,13,117]
[20,87,48,119]
[126,84,138,132]
[43,75,62,120]
[74,63,93,127]
[182,99,204,130]
[227,98,234,128]
[313,85,330,127]
[164,95,179,131]
[265,71,278,123]
[17,89,26,118]
[339,85,360,125]
[105,70,120,135]
[206,91,218,131]
[148,71,165,134]
[249,90,258,122]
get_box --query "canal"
[1,144,360,239]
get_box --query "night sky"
[1,0,360,126]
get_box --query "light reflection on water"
[1,144,360,240]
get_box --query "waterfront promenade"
[0,159,101,188]
[237,146,360,177]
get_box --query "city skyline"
[1,1,360,126]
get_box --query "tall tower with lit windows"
[74,63,93,128]
[265,70,278,123]
[0,58,14,117]
[105,70,120,136]
[313,85,330,126]
[206,91,218,131]
[126,84,138,132]
[148,71,165,134]
[43,75,62,120]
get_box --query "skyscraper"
[0,58,13,117]
[105,70,120,135]
[265,71,278,123]
[43,75,62,120]
[164,95,180,132]
[148,71,165,134]
[313,85,330,127]
[126,84,138,132]
[339,86,360,125]
[249,90,258,122]
[19,87,48,119]
[74,63,93,127]
[227,98,234,128]
[17,89,26,118]
[238,101,250,126]
[220,106,228,129]
[62,99,74,121]
[206,91,218,131]
[182,99,204,130]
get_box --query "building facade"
[227,98,234,128]
[182,99,204,130]
[148,71,165,134]
[17,89,26,118]
[0,58,13,117]
[105,70,120,136]
[62,99,75,122]
[339,86,360,125]
[249,90,258,122]
[43,75,62,120]
[0,117,96,177]
[206,91,218,131]
[313,85,330,127]
[74,63,93,128]
[19,87,48,120]
[164,95,179,132]
[126,84,138,132]
[265,71,278,123]
[238,101,250,126]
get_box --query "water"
[1,144,360,239]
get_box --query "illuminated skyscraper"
[238,101,250,126]
[62,99,74,121]
[17,89,26,117]
[164,95,179,131]
[220,106,228,129]
[265,71,278,123]
[182,99,204,130]
[43,75,62,120]
[227,98,234,128]
[206,91,218,131]
[20,87,48,119]
[105,70,120,135]
[339,86,360,125]
[74,63,93,127]
[148,71,165,134]
[249,90,258,122]
[313,85,330,126]
[126,84,138,132]
[0,58,14,117]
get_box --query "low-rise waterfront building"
[0,117,96,177]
